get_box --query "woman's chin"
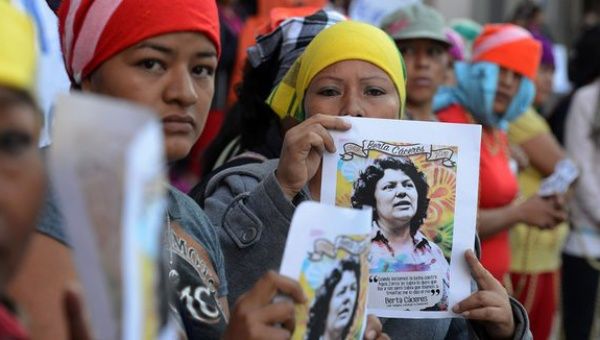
[165,140,194,163]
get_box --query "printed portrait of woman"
[305,259,361,340]
[351,156,450,309]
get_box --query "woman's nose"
[395,191,407,198]
[163,66,198,107]
[341,93,365,117]
[499,69,518,86]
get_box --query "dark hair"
[305,259,361,340]
[201,59,283,176]
[351,156,429,237]
[569,23,600,88]
[510,1,542,25]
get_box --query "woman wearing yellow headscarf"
[203,20,530,340]
[204,19,405,300]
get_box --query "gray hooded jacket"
[202,160,532,340]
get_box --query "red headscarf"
[58,0,221,85]
[472,24,541,80]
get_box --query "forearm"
[477,204,521,239]
[521,133,565,177]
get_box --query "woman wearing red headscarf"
[435,24,567,283]
[6,1,320,339]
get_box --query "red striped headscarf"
[472,24,541,80]
[57,0,220,85]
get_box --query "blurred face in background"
[493,67,522,115]
[534,64,555,107]
[0,87,44,290]
[395,39,449,106]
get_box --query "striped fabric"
[247,9,346,87]
[472,24,541,80]
[472,25,531,60]
[57,0,220,85]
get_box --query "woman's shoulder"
[167,187,219,246]
[570,80,600,116]
[436,104,471,124]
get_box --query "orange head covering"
[472,24,541,80]
[57,0,220,85]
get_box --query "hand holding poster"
[321,117,481,318]
[48,93,167,339]
[279,202,372,339]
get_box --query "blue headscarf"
[433,61,535,129]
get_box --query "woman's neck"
[406,102,437,121]
[376,218,412,244]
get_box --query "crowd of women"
[1,0,600,339]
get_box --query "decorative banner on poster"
[280,202,372,339]
[340,141,455,167]
[321,117,481,319]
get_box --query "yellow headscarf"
[267,20,406,121]
[0,0,36,95]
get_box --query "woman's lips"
[411,77,433,87]
[338,308,350,318]
[162,114,195,133]
[494,92,511,103]
[393,200,411,208]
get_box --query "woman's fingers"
[452,290,501,314]
[225,273,304,340]
[460,306,506,321]
[310,124,336,154]
[63,285,92,340]
[364,315,383,340]
[464,250,499,292]
[244,271,306,307]
[459,251,515,339]
[250,300,297,332]
[308,113,352,131]
[291,115,348,154]
[276,115,351,199]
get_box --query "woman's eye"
[366,88,385,96]
[0,131,33,156]
[317,88,340,97]
[399,46,414,56]
[192,65,215,78]
[428,46,444,58]
[137,59,165,73]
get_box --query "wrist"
[274,170,298,201]
[510,197,526,225]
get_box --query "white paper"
[280,202,372,340]
[321,117,481,319]
[538,158,579,197]
[49,93,166,339]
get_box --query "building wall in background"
[427,0,586,45]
